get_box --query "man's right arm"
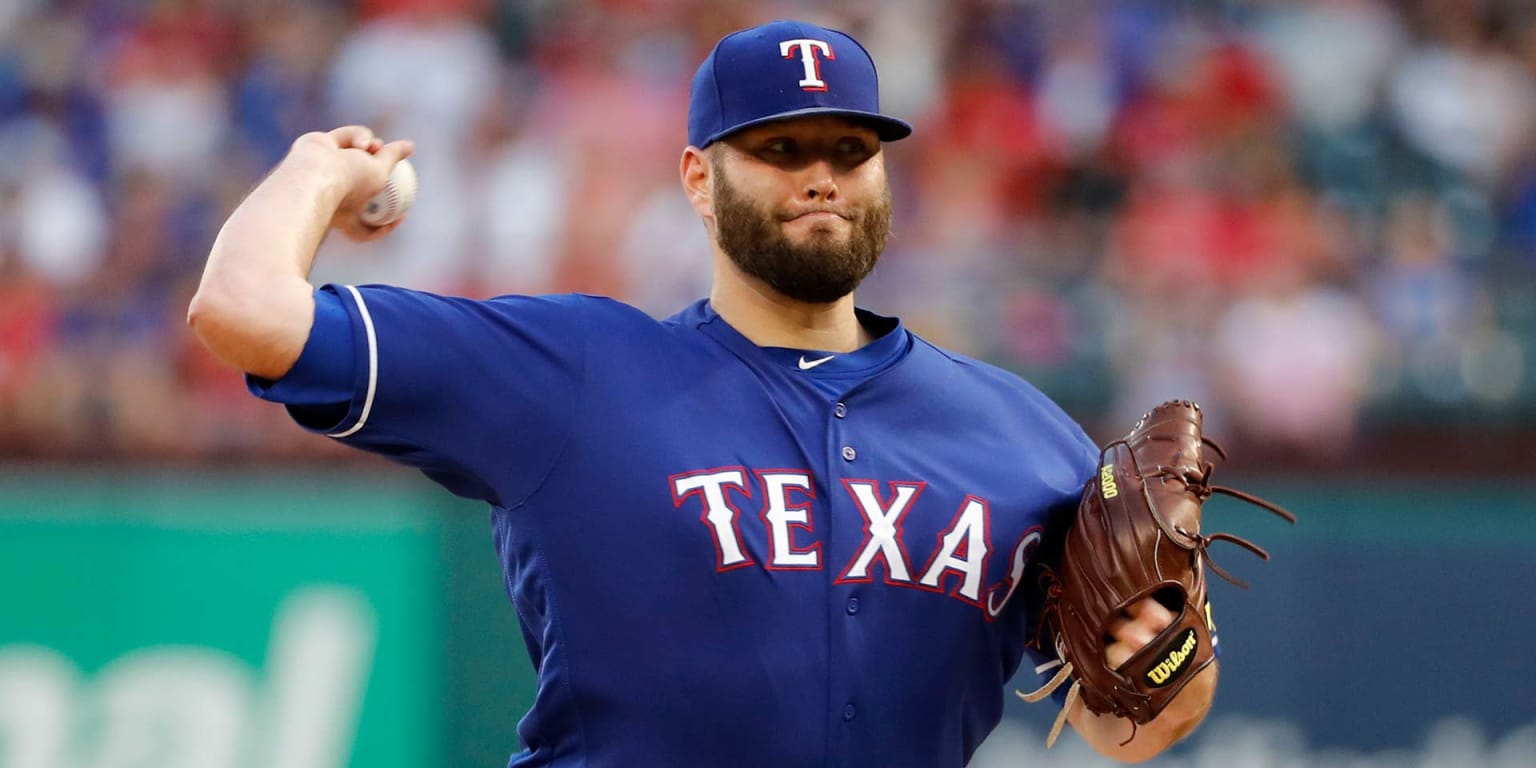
[187,126,413,380]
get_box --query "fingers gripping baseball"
[287,126,416,241]
[328,125,381,152]
[357,155,417,230]
[336,136,415,241]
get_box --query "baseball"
[360,158,417,228]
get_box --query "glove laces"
[1154,436,1297,589]
[1016,642,1081,748]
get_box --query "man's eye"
[763,140,793,155]
[839,140,868,155]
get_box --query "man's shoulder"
[481,292,646,318]
[494,293,705,327]
[339,286,688,351]
[344,285,638,316]
[469,292,695,335]
[910,335,1065,406]
[907,334,1096,455]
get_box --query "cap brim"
[701,107,913,147]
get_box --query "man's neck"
[709,268,873,353]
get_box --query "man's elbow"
[186,278,312,379]
[186,279,261,355]
[186,281,228,335]
[187,284,255,369]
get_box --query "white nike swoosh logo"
[798,355,835,370]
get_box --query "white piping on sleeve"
[328,285,378,438]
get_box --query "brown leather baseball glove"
[1019,400,1295,747]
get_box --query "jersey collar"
[679,299,909,376]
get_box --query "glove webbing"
[1149,437,1297,589]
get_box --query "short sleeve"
[249,283,591,506]
[247,287,356,429]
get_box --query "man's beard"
[712,167,893,304]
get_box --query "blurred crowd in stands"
[1,0,1534,463]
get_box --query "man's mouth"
[782,210,848,223]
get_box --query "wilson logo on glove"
[1146,628,1198,687]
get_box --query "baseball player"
[190,20,1214,767]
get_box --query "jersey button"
[841,446,857,461]
[846,597,860,615]
[834,402,847,418]
[842,703,857,721]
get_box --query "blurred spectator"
[234,2,348,171]
[0,248,56,450]
[1036,28,1116,163]
[9,118,107,287]
[1365,193,1522,406]
[1257,0,1405,134]
[465,80,570,297]
[320,1,500,292]
[1389,1,1536,185]
[1213,257,1378,456]
[1,0,1535,464]
[615,179,712,316]
[103,0,235,187]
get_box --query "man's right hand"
[189,125,415,379]
[285,125,415,242]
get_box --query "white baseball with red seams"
[360,158,417,227]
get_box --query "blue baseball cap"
[688,20,913,148]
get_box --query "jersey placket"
[825,387,864,766]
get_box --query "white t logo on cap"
[780,38,835,91]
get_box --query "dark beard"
[712,167,892,304]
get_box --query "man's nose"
[802,159,838,200]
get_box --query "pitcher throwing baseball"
[190,19,1288,767]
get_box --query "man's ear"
[680,145,714,220]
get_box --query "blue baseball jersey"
[251,285,1099,768]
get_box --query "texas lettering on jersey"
[671,466,1045,621]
